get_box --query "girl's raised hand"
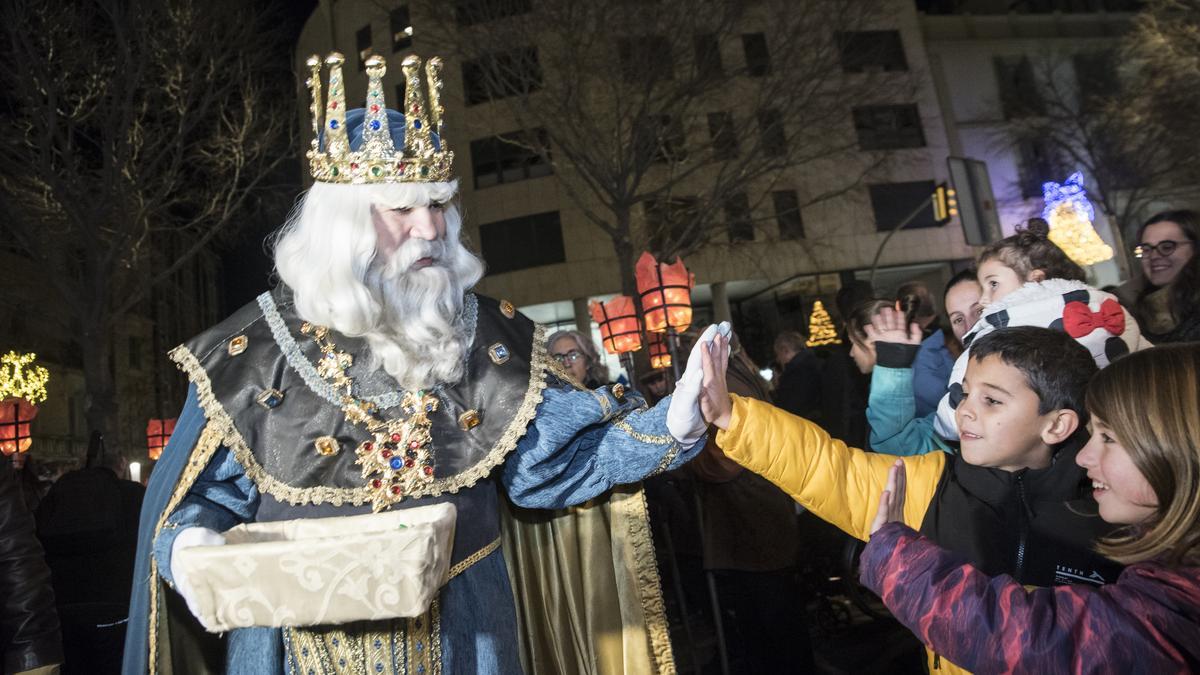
[870,459,908,536]
[864,304,922,346]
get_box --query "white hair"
[273,180,486,390]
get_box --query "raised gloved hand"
[666,321,732,447]
[170,526,226,619]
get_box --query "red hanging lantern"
[647,332,672,370]
[635,252,694,333]
[590,296,643,355]
[146,417,177,461]
[0,397,38,456]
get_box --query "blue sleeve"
[868,366,952,456]
[152,445,260,587]
[502,384,704,508]
[912,335,952,418]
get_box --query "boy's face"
[956,354,1063,472]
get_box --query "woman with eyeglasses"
[1121,210,1200,344]
[546,329,610,388]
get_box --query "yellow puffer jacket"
[715,395,967,674]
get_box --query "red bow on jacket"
[1062,299,1125,338]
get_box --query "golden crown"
[305,52,454,184]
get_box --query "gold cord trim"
[147,421,226,674]
[611,488,677,675]
[613,419,677,446]
[646,443,680,478]
[167,324,551,507]
[446,537,501,582]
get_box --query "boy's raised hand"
[870,459,908,536]
[864,304,922,346]
[700,334,733,430]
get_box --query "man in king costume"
[122,53,726,674]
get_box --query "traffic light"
[947,157,1003,244]
[931,182,958,225]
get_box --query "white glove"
[666,322,732,447]
[170,526,226,619]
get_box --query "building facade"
[295,0,1150,367]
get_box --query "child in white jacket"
[934,219,1151,439]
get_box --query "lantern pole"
[651,263,683,383]
[5,400,18,456]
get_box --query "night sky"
[218,0,319,312]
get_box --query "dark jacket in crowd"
[36,466,145,675]
[37,467,145,607]
[0,457,63,674]
[773,350,822,419]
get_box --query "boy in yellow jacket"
[698,326,1121,673]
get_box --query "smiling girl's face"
[1077,417,1159,525]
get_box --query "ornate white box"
[173,503,456,632]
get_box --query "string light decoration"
[0,351,49,404]
[1041,172,1113,266]
[0,352,49,455]
[805,300,841,347]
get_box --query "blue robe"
[124,380,699,674]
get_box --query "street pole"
[868,194,940,287]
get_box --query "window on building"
[757,108,786,157]
[707,111,738,157]
[994,56,1044,118]
[852,104,926,150]
[634,114,686,164]
[868,180,940,231]
[462,47,542,105]
[455,0,533,26]
[1017,139,1063,199]
[479,211,566,274]
[772,190,805,240]
[645,196,699,254]
[694,34,722,78]
[391,6,413,52]
[470,129,553,189]
[356,24,373,70]
[1073,50,1117,113]
[742,33,771,76]
[725,193,754,242]
[838,31,908,73]
[619,36,673,82]
[129,336,143,370]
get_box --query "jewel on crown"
[304,52,454,184]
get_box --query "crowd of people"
[3,49,1198,674]
[642,210,1199,672]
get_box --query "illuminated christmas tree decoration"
[0,351,49,405]
[805,300,841,347]
[1041,172,1113,267]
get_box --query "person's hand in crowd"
[870,459,907,536]
[666,322,731,446]
[700,334,733,430]
[864,304,922,346]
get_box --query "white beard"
[361,237,471,391]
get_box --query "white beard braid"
[362,237,471,391]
